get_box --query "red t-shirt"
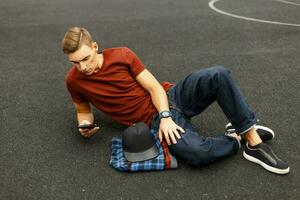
[65,47,175,127]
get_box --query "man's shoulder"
[65,67,77,84]
[103,47,133,62]
[103,46,130,54]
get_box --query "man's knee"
[206,66,232,89]
[210,65,231,77]
[194,66,231,82]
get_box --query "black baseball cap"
[122,122,159,162]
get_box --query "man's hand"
[158,117,185,145]
[78,120,100,138]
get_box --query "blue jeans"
[150,66,257,166]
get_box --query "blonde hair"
[61,27,94,54]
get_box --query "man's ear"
[93,42,98,50]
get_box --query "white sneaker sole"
[255,125,275,139]
[243,151,290,174]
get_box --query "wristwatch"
[158,110,172,120]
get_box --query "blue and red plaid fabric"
[109,129,178,172]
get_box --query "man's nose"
[79,62,87,71]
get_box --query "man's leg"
[166,65,289,174]
[168,66,257,133]
[150,108,241,166]
[243,128,262,146]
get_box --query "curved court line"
[275,0,300,6]
[208,0,300,27]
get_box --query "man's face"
[68,43,98,76]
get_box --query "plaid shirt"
[110,129,178,172]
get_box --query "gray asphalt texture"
[1,0,300,199]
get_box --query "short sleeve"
[123,47,146,78]
[65,79,87,103]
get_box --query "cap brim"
[124,145,159,162]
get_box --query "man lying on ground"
[61,27,290,174]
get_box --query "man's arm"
[74,102,94,124]
[136,69,170,113]
[136,69,185,145]
[73,102,100,138]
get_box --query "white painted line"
[208,0,300,27]
[275,0,300,6]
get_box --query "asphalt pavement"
[0,0,299,199]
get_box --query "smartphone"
[78,123,98,130]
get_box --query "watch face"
[162,111,170,117]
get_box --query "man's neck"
[95,53,104,72]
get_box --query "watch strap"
[158,110,172,120]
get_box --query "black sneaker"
[225,123,274,142]
[243,143,290,174]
